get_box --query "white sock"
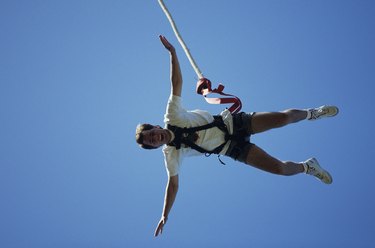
[305,109,312,120]
[302,162,309,174]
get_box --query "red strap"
[196,78,242,114]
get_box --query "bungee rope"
[157,0,203,79]
[158,0,242,113]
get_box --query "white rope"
[158,0,204,79]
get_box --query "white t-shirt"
[162,94,233,176]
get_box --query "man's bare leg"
[251,109,307,134]
[244,144,304,176]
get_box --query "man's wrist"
[162,215,168,222]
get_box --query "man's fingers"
[154,227,160,237]
[159,35,168,44]
[154,222,163,237]
[159,35,172,49]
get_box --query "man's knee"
[274,162,299,176]
[270,164,286,175]
[275,111,291,127]
[282,109,305,124]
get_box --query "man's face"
[142,126,170,148]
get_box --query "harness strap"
[196,78,242,114]
[181,137,227,155]
[167,115,229,155]
[181,116,227,133]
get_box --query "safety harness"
[166,114,250,166]
[167,113,251,164]
[167,115,229,155]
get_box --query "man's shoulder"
[169,94,182,102]
[162,144,177,154]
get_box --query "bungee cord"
[158,0,242,113]
[158,0,203,79]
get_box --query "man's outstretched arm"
[159,35,182,97]
[154,175,179,237]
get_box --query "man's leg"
[251,109,307,134]
[250,105,339,134]
[243,143,304,176]
[242,144,332,183]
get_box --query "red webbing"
[196,78,242,114]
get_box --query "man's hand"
[154,216,168,237]
[159,35,182,96]
[159,35,175,53]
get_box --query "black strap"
[167,115,229,154]
[181,137,227,155]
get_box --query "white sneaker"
[308,105,339,121]
[304,158,333,184]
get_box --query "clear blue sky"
[1,0,374,247]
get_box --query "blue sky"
[1,0,374,247]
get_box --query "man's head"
[135,124,171,149]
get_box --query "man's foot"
[308,105,339,121]
[304,158,333,184]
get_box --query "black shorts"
[225,112,255,163]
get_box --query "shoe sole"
[307,158,333,184]
[321,169,333,184]
[322,105,339,118]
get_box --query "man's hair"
[135,123,158,150]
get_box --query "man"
[135,35,339,237]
